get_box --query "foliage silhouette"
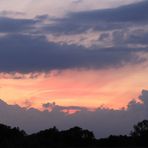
[131,120,148,137]
[0,123,26,148]
[0,120,148,147]
[130,120,148,146]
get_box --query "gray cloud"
[0,34,146,73]
[0,1,147,73]
[0,1,147,35]
[126,32,148,45]
[42,102,87,111]
[0,17,36,33]
[0,89,148,138]
[117,29,148,47]
[0,11,25,17]
[46,0,148,34]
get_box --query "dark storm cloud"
[0,34,146,73]
[46,0,148,34]
[0,89,148,138]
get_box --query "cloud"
[0,33,147,73]
[0,0,145,35]
[0,11,25,18]
[139,90,148,108]
[0,89,148,138]
[34,0,148,48]
[0,1,148,73]
[0,16,36,33]
[126,31,148,45]
[0,0,142,18]
[100,28,148,48]
[46,0,148,34]
[42,102,87,111]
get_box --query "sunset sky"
[0,0,148,111]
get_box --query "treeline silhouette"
[0,120,148,148]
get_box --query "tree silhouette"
[0,120,148,147]
[59,126,94,146]
[131,120,148,137]
[130,120,148,146]
[0,123,26,147]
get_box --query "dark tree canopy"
[0,120,148,147]
[131,120,148,137]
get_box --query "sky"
[0,89,148,138]
[0,0,148,137]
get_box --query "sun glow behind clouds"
[0,57,148,110]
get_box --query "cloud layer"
[0,1,148,73]
[0,33,147,73]
[0,0,142,18]
[48,0,148,34]
[0,89,148,138]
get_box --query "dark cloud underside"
[47,0,148,34]
[0,1,148,73]
[0,34,146,73]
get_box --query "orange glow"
[0,61,148,110]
